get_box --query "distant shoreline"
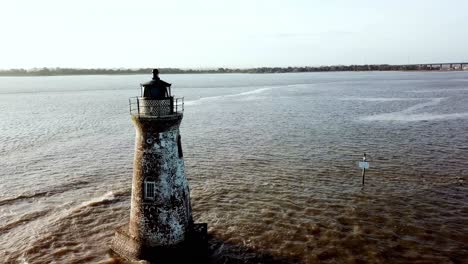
[0,65,465,77]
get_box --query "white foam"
[361,112,468,122]
[360,97,468,122]
[183,83,317,106]
[79,191,115,208]
[340,97,422,102]
[410,88,468,93]
[184,86,274,106]
[17,255,29,264]
[184,94,224,106]
[236,87,272,96]
[401,98,444,113]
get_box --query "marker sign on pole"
[359,161,369,169]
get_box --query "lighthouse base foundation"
[110,223,207,263]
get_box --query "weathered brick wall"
[129,115,193,247]
[111,225,142,260]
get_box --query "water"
[0,72,467,263]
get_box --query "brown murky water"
[0,72,467,263]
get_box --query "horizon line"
[1,62,468,71]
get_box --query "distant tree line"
[0,64,448,76]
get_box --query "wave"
[2,189,125,235]
[1,189,127,264]
[340,97,423,102]
[410,88,468,93]
[402,98,444,113]
[360,97,468,121]
[184,85,281,106]
[0,192,49,207]
[0,210,52,233]
[0,187,125,236]
[0,180,90,207]
[77,191,117,209]
[361,112,468,122]
[70,189,129,213]
[184,95,225,106]
[236,87,272,96]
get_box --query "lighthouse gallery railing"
[129,97,184,118]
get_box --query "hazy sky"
[1,0,467,69]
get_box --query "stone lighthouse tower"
[111,70,206,262]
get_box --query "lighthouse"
[111,70,207,262]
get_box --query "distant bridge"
[397,62,468,70]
